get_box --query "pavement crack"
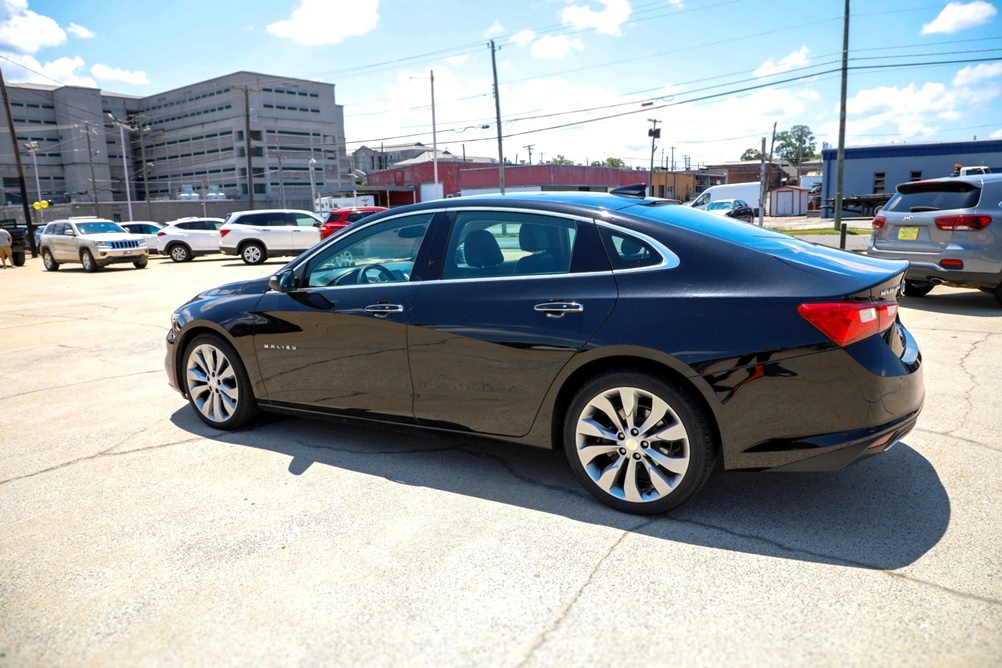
[946,332,990,438]
[517,519,656,667]
[912,427,1001,455]
[1,369,162,400]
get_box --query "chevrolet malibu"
[165,188,924,514]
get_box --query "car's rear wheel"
[241,242,266,265]
[994,282,1002,308]
[182,334,259,430]
[903,280,934,297]
[168,244,191,262]
[12,251,24,266]
[42,249,59,271]
[81,249,100,272]
[133,255,148,269]
[564,371,715,515]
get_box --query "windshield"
[76,222,127,235]
[706,201,733,211]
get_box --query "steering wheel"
[357,263,396,284]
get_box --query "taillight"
[156,231,166,236]
[872,215,886,230]
[220,229,230,238]
[798,302,898,347]
[935,214,992,230]
[939,259,964,269]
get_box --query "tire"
[133,255,148,269]
[241,242,266,265]
[182,333,259,430]
[42,249,59,271]
[12,251,24,267]
[168,244,191,263]
[81,249,101,273]
[903,280,934,298]
[564,371,716,515]
[994,283,1002,308]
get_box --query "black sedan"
[705,198,755,222]
[165,188,924,515]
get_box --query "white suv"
[39,217,148,272]
[218,209,322,265]
[157,217,226,262]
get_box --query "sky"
[1,0,1000,170]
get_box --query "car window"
[599,229,662,270]
[304,214,434,288]
[443,211,577,279]
[177,222,196,230]
[706,201,731,211]
[735,200,747,208]
[241,212,288,226]
[77,222,127,235]
[292,213,319,227]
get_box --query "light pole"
[647,119,660,196]
[411,70,439,199]
[308,157,318,213]
[83,121,100,217]
[106,113,134,221]
[24,141,43,224]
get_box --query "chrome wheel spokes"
[186,343,239,424]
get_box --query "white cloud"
[511,29,535,47]
[267,0,379,46]
[484,20,504,38]
[66,22,94,38]
[753,46,810,78]
[446,54,468,66]
[561,0,632,36]
[921,0,997,34]
[0,1,65,53]
[531,35,584,60]
[990,128,1002,139]
[91,63,148,85]
[952,62,1002,87]
[2,52,95,86]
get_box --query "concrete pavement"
[1,251,999,666]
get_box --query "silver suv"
[218,209,322,265]
[868,173,1002,306]
[39,217,148,272]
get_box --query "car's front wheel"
[42,249,59,271]
[564,371,716,515]
[241,242,267,265]
[903,280,934,297]
[81,249,100,272]
[182,334,259,430]
[168,244,192,262]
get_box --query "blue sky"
[2,0,1000,168]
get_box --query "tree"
[774,125,817,168]
[590,157,626,168]
[551,154,574,165]
[740,148,763,161]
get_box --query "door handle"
[534,302,584,318]
[364,303,404,318]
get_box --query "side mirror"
[63,229,76,237]
[268,270,296,293]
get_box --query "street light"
[23,141,44,224]
[308,157,318,213]
[647,118,661,196]
[411,70,439,199]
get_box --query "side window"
[443,211,577,279]
[292,213,319,227]
[599,229,662,270]
[178,222,196,230]
[305,214,434,288]
[692,192,709,207]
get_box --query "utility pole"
[24,142,44,227]
[83,121,100,217]
[107,114,134,221]
[758,137,767,226]
[670,145,676,199]
[431,69,439,199]
[0,64,37,254]
[647,118,660,195]
[234,84,256,208]
[834,0,850,242]
[524,144,534,165]
[767,121,777,192]
[490,40,505,194]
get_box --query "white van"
[690,182,763,215]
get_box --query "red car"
[319,206,387,239]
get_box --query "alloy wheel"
[186,343,240,424]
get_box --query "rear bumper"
[868,247,1002,290]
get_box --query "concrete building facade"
[1,72,349,220]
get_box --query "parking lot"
[1,249,1000,666]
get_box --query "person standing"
[0,227,13,269]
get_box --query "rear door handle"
[534,302,584,318]
[365,303,404,318]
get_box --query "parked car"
[218,209,323,265]
[121,221,164,253]
[157,217,226,262]
[320,206,388,240]
[0,219,28,266]
[165,188,924,515]
[690,182,761,215]
[704,199,755,222]
[39,217,148,272]
[867,172,1002,306]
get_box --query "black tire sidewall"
[182,333,258,430]
[563,371,715,515]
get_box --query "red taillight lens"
[156,231,166,236]
[220,229,230,238]
[939,258,964,269]
[935,214,992,230]
[798,302,898,347]
[872,215,886,230]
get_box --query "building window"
[873,172,886,194]
[910,171,922,181]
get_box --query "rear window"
[885,181,981,213]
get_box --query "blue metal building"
[821,139,1002,217]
